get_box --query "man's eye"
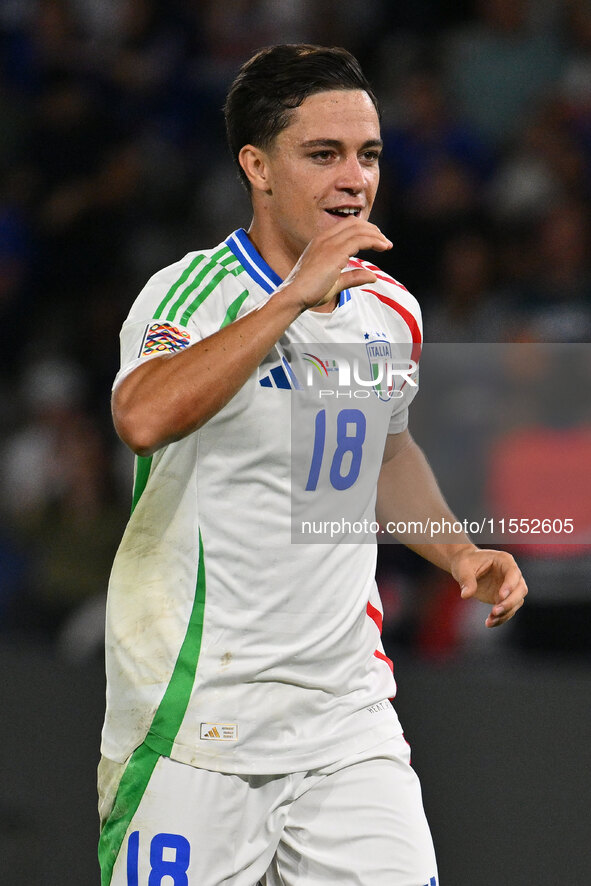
[362,151,380,163]
[311,151,334,161]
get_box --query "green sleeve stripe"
[219,289,250,328]
[130,455,152,513]
[220,255,245,276]
[220,251,241,268]
[153,254,206,319]
[165,249,231,324]
[178,266,229,326]
[153,245,233,322]
[213,244,233,263]
[98,743,160,886]
[145,530,207,755]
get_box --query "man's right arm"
[113,219,392,456]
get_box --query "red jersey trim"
[361,287,422,365]
[373,649,394,673]
[349,257,409,292]
[367,601,394,673]
[366,600,383,634]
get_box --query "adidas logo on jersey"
[259,355,302,390]
[200,722,238,741]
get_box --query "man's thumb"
[339,268,377,291]
[458,574,477,598]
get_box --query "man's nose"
[336,156,365,192]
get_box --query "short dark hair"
[224,44,380,190]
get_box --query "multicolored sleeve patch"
[140,322,191,357]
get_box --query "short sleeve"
[112,248,256,389]
[113,317,198,389]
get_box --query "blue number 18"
[305,408,366,491]
[127,831,191,885]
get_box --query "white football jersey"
[101,229,422,774]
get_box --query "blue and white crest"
[365,339,395,401]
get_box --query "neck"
[245,218,338,313]
[246,217,298,281]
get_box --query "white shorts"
[99,734,438,886]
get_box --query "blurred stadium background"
[0,1,590,883]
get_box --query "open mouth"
[325,207,361,218]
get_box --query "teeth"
[329,208,359,216]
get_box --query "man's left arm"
[376,430,528,628]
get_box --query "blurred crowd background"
[1,0,590,661]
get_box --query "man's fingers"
[493,579,528,615]
[315,270,376,306]
[486,595,526,628]
[487,576,528,627]
[494,565,528,608]
[283,219,393,310]
[319,217,393,255]
[453,549,528,628]
[497,561,523,594]
[338,228,392,254]
[344,268,378,288]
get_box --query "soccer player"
[98,44,527,886]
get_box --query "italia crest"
[365,339,395,401]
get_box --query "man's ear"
[238,144,273,194]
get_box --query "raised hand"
[277,218,392,311]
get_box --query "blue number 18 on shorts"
[127,831,191,886]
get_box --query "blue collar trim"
[225,228,350,306]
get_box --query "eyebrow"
[300,138,383,150]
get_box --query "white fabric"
[107,735,438,886]
[101,232,422,774]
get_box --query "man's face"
[259,89,382,262]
